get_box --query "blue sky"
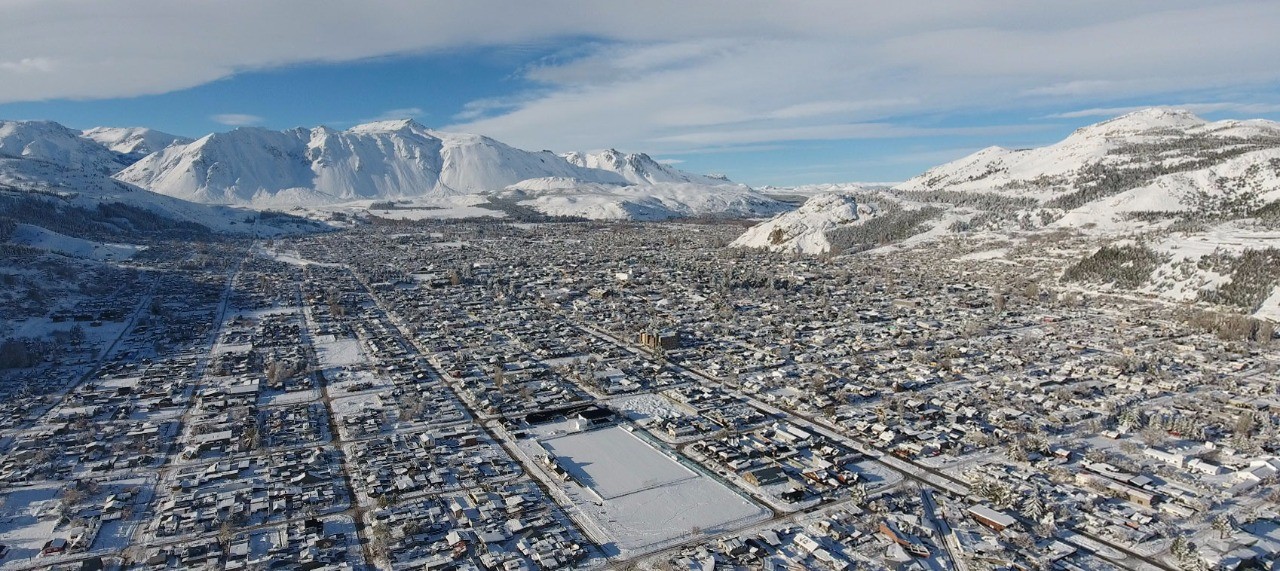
[3,1,1280,186]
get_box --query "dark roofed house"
[744,466,788,487]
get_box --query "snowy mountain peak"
[1071,107,1206,138]
[562,148,733,186]
[348,118,429,135]
[81,126,190,161]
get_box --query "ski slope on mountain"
[10,223,145,260]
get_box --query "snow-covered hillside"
[502,182,789,221]
[1054,146,1280,233]
[758,182,894,197]
[731,193,880,254]
[0,120,130,174]
[10,223,145,260]
[0,120,319,237]
[896,108,1280,207]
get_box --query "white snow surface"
[541,428,698,500]
[10,223,144,260]
[529,426,768,557]
[1254,287,1280,322]
[758,181,896,196]
[731,192,879,254]
[113,119,769,220]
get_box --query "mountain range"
[112,118,777,221]
[738,107,1280,254]
[731,107,1280,319]
[0,116,791,244]
[5,106,1280,275]
[0,119,318,239]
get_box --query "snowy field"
[0,484,63,565]
[542,427,697,499]
[313,336,364,369]
[326,368,391,395]
[527,426,769,557]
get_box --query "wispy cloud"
[1048,102,1280,119]
[452,96,530,122]
[210,113,263,126]
[364,107,425,122]
[4,1,1280,162]
[0,57,55,74]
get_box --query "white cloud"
[3,1,1280,154]
[210,113,264,126]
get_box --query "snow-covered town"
[1,211,1278,570]
[6,4,1280,570]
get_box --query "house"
[744,466,788,486]
[968,505,1017,532]
[42,538,68,556]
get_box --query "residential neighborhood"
[1,219,1277,571]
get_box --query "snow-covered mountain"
[113,118,775,220]
[895,108,1280,209]
[82,126,190,162]
[731,193,881,254]
[561,149,732,186]
[116,119,636,206]
[0,120,130,174]
[738,108,1280,255]
[0,120,319,238]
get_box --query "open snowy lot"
[542,426,698,500]
[527,426,769,557]
[313,336,364,369]
[0,484,69,566]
